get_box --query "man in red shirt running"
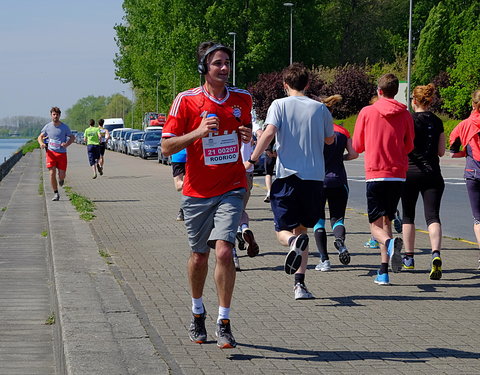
[162,41,252,349]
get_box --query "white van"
[103,118,124,133]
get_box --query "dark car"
[119,129,136,154]
[139,130,162,159]
[157,138,171,164]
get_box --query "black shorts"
[271,174,325,231]
[99,142,106,156]
[172,162,186,177]
[264,155,276,176]
[366,181,404,223]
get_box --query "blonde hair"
[412,83,435,108]
[472,90,480,112]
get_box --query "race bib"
[202,132,239,165]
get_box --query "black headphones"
[197,44,229,75]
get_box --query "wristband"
[248,158,257,164]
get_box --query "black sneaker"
[188,309,207,344]
[334,239,351,265]
[284,234,309,274]
[59,179,64,187]
[176,208,184,221]
[242,228,259,257]
[236,232,245,251]
[216,319,237,349]
[97,164,103,176]
[393,210,402,233]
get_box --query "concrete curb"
[42,154,169,374]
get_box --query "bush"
[325,65,376,119]
[249,71,326,121]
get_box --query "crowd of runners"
[38,40,480,351]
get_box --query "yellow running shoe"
[430,256,442,280]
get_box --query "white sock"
[217,306,230,323]
[192,297,204,314]
[241,223,248,231]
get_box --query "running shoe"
[176,208,184,221]
[364,238,380,249]
[233,247,240,271]
[52,192,60,201]
[92,174,97,179]
[294,283,314,300]
[284,233,309,274]
[374,271,390,286]
[97,164,103,176]
[402,256,415,270]
[387,237,403,273]
[315,259,331,272]
[393,210,402,233]
[59,179,65,187]
[334,238,351,265]
[264,194,270,203]
[236,232,245,251]
[242,228,259,257]
[216,319,237,348]
[188,309,207,344]
[429,256,442,280]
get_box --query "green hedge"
[335,114,461,147]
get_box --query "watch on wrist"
[248,158,257,164]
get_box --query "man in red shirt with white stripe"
[162,41,252,349]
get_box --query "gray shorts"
[182,188,246,253]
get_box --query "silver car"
[127,131,144,156]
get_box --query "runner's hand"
[238,125,252,143]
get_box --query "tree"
[440,26,480,119]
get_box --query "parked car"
[119,129,136,154]
[126,131,144,156]
[75,132,84,144]
[114,128,133,152]
[138,130,162,159]
[108,128,122,150]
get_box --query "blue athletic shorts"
[87,145,100,166]
[182,188,245,253]
[366,181,404,223]
[271,174,325,231]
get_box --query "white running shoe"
[315,259,331,272]
[294,283,314,300]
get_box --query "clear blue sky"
[0,0,128,119]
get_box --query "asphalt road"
[255,155,476,244]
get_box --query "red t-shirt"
[162,86,252,198]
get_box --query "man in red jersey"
[162,41,252,349]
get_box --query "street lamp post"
[407,0,413,111]
[155,74,159,113]
[228,32,236,86]
[283,2,294,65]
[122,90,125,119]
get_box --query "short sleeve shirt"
[264,96,334,181]
[84,127,100,145]
[40,122,72,153]
[162,86,252,198]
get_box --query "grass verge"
[21,139,40,155]
[64,186,96,221]
[45,312,55,325]
[41,231,48,237]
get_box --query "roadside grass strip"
[64,186,96,221]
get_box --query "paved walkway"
[3,145,480,374]
[0,151,56,374]
[61,144,480,374]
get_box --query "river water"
[0,138,30,163]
